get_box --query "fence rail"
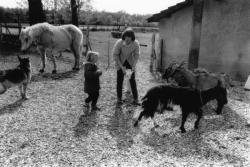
[0,22,23,46]
[0,22,157,47]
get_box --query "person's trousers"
[117,69,138,100]
[85,91,99,106]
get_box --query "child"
[84,51,102,111]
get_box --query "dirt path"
[0,50,249,166]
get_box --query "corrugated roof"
[147,0,193,22]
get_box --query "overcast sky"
[0,0,184,15]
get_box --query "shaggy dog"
[19,22,84,74]
[0,56,31,99]
[134,81,228,133]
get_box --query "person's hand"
[121,66,126,75]
[132,66,136,72]
[97,70,102,75]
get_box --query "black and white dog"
[134,81,228,133]
[0,56,31,99]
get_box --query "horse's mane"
[26,22,53,39]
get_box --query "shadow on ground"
[73,108,97,137]
[142,105,249,165]
[107,104,136,151]
[31,70,79,82]
[0,98,25,115]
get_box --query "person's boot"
[91,105,101,111]
[132,99,140,106]
[84,102,90,108]
[117,98,123,105]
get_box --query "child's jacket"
[84,62,102,94]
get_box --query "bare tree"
[71,0,78,26]
[70,0,92,26]
[27,0,46,25]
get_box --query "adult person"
[112,28,140,105]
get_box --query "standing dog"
[0,56,31,99]
[134,81,228,133]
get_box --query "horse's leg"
[215,100,224,114]
[19,85,24,98]
[180,110,188,133]
[71,43,80,71]
[194,109,203,129]
[51,54,57,74]
[38,47,46,73]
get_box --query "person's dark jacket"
[84,62,102,94]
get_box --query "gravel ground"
[0,37,250,166]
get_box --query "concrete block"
[244,75,250,90]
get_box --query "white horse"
[19,22,84,73]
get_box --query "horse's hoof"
[134,121,138,127]
[154,124,160,128]
[39,69,45,73]
[180,128,186,133]
[52,70,57,74]
[21,96,28,100]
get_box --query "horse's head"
[163,62,196,87]
[19,27,33,52]
[162,62,180,81]
[162,67,174,81]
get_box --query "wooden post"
[159,39,164,72]
[71,0,79,26]
[107,33,110,69]
[86,25,89,52]
[84,25,90,56]
[18,15,21,35]
[188,0,204,70]
[86,26,92,51]
[150,32,156,72]
[0,23,2,41]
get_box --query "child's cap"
[86,51,99,63]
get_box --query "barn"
[148,0,250,81]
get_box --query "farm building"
[148,0,250,81]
